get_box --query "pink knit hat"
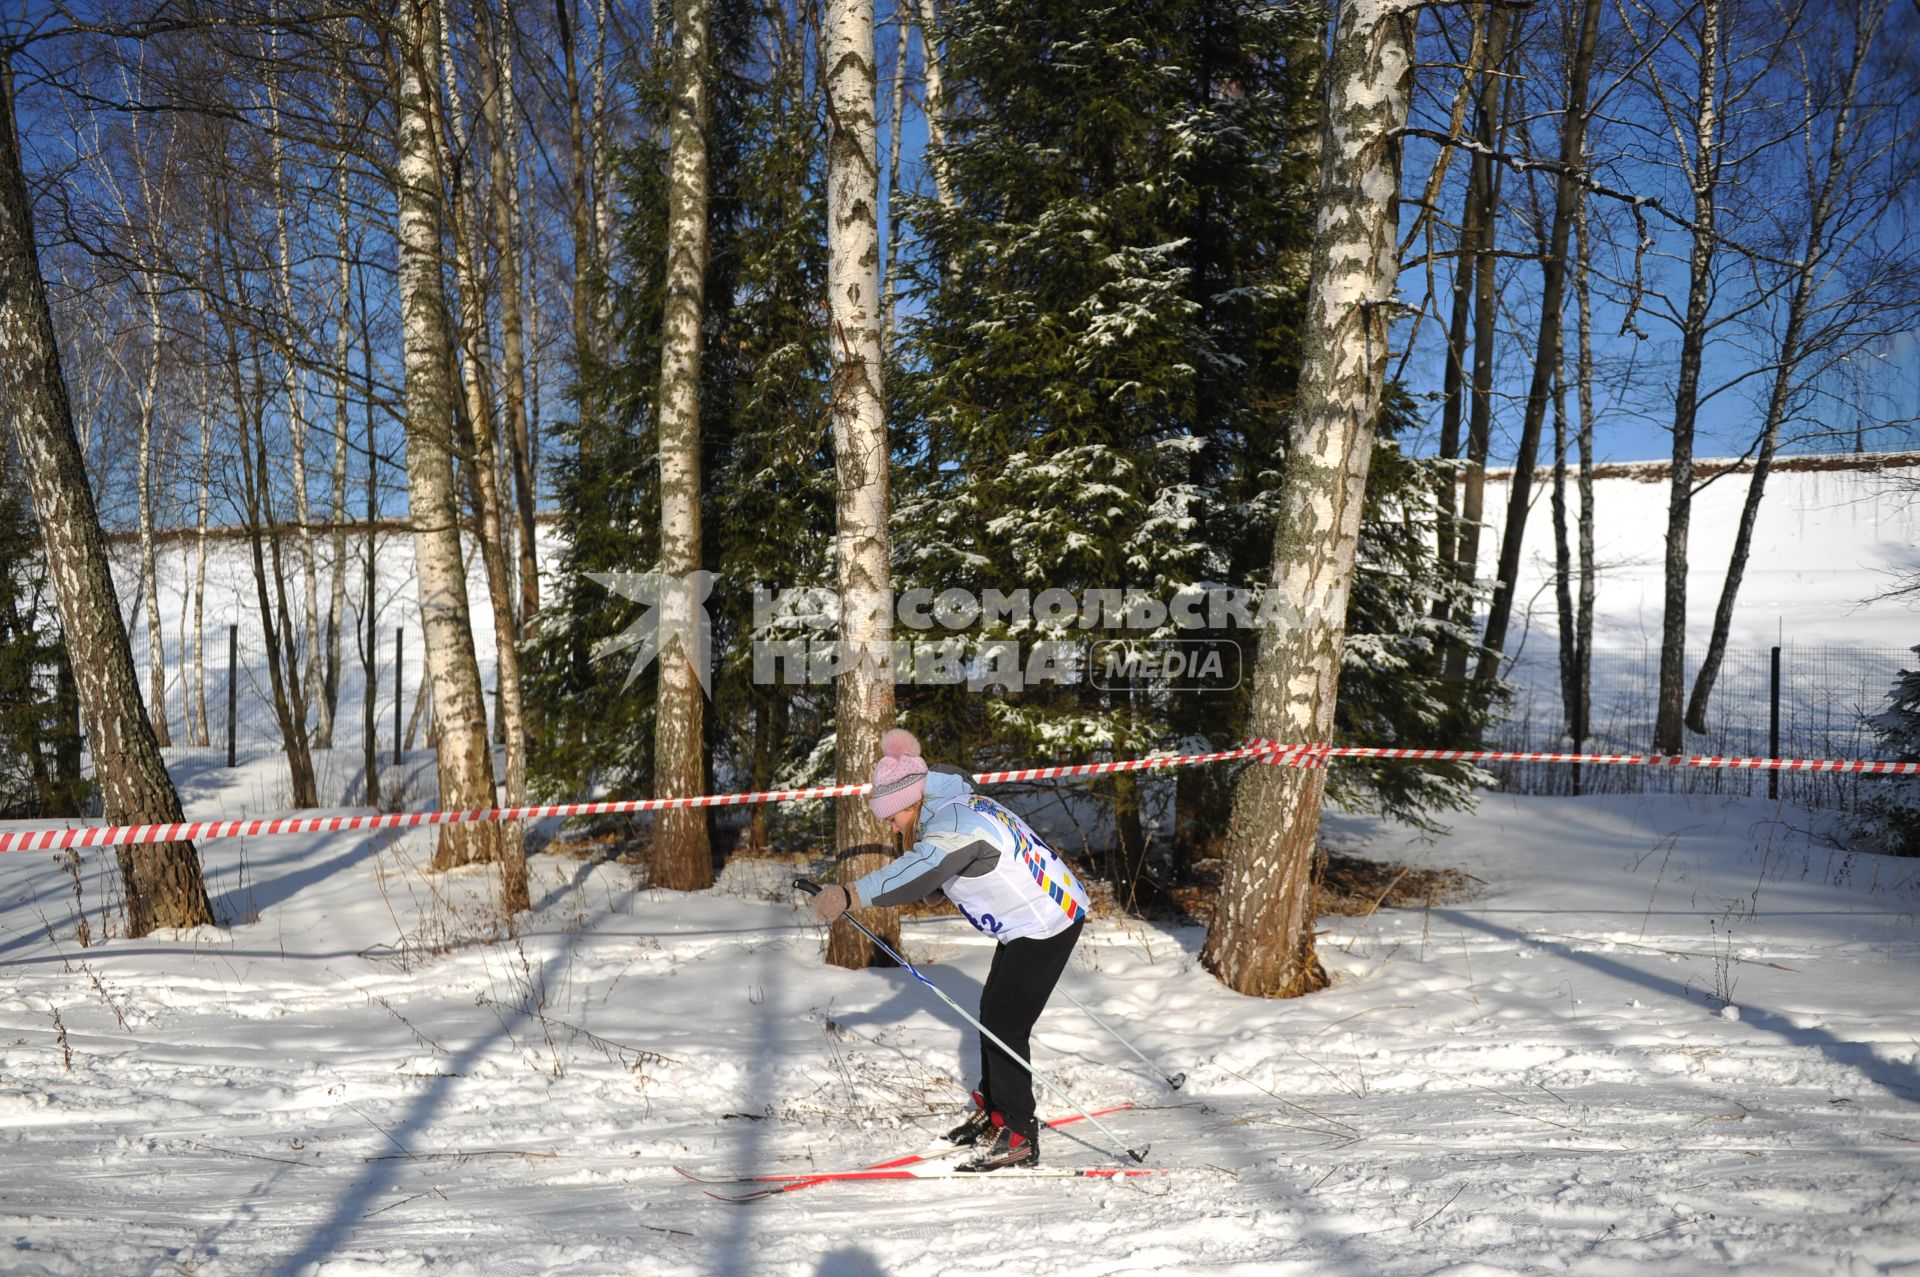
[868,728,929,821]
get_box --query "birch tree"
[653,0,714,892]
[1648,0,1723,754]
[1441,3,1510,682]
[824,0,901,969]
[2,42,213,935]
[1200,0,1417,998]
[263,53,326,742]
[1686,0,1920,731]
[481,0,540,631]
[1476,0,1602,680]
[434,0,531,911]
[913,0,953,208]
[392,0,507,881]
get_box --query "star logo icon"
[586,569,716,695]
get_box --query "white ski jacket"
[853,769,1090,942]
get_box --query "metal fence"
[146,628,1915,814]
[1488,644,1916,809]
[146,626,450,764]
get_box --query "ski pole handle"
[793,878,822,897]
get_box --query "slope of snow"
[1477,458,1919,764]
[114,458,1920,777]
[4,774,1918,1275]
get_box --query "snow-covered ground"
[3,455,1914,1274]
[4,770,1918,1275]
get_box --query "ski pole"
[795,879,1148,1164]
[1057,988,1186,1090]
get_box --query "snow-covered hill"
[100,452,1920,813]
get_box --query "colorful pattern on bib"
[963,796,1084,923]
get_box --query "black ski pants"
[975,916,1084,1138]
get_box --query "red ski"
[674,1103,1136,1202]
[699,1162,1170,1202]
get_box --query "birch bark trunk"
[559,0,596,390]
[1653,0,1722,755]
[1573,188,1596,762]
[652,0,716,892]
[1442,4,1509,682]
[824,0,901,969]
[1427,3,1488,636]
[191,383,210,747]
[1688,0,1880,733]
[912,0,953,208]
[1476,0,1602,681]
[135,278,170,746]
[436,0,531,911]
[393,0,504,874]
[881,5,910,343]
[1,51,212,934]
[484,0,540,632]
[1199,0,1416,998]
[266,63,324,738]
[321,99,354,751]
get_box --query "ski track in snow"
[5,784,1920,1276]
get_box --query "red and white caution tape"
[1246,738,1920,775]
[1,739,1912,854]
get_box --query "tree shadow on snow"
[276,929,584,1272]
[1435,907,1920,1101]
[815,1246,892,1277]
[207,825,406,925]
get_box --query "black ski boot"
[944,1092,994,1146]
[955,1124,1037,1173]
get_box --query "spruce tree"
[1848,648,1920,858]
[895,0,1318,902]
[530,1,836,859]
[895,0,1484,900]
[0,465,89,819]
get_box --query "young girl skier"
[807,728,1092,1172]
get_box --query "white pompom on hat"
[869,728,929,820]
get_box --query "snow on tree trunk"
[392,0,503,873]
[1199,0,1415,999]
[653,0,715,893]
[1653,0,1721,756]
[824,0,901,969]
[1,51,212,936]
